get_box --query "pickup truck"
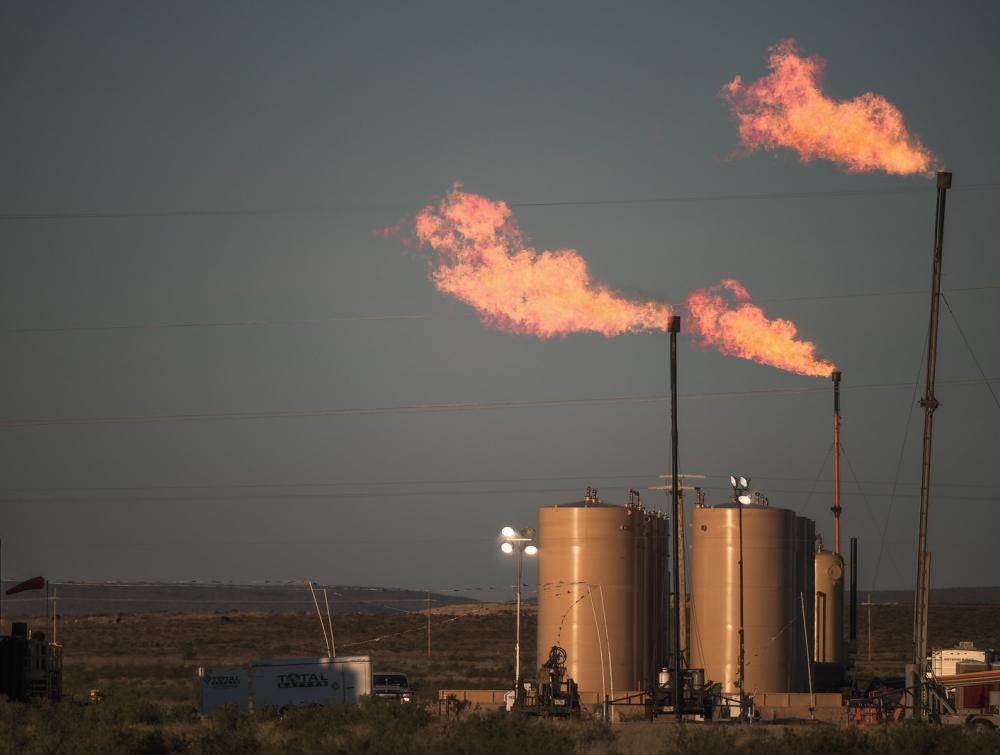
[373,672,414,703]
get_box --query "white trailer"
[930,647,988,678]
[198,666,249,715]
[250,656,372,710]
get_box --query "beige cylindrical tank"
[537,500,640,694]
[689,504,800,695]
[814,549,845,664]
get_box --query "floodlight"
[738,494,752,505]
[738,477,749,489]
[501,542,514,554]
[730,475,737,488]
[501,526,516,538]
[524,545,538,556]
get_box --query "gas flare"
[723,39,937,176]
[413,184,673,338]
[403,185,836,377]
[686,279,835,377]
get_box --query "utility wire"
[2,183,998,222]
[872,336,927,592]
[800,441,833,516]
[2,285,996,336]
[0,486,993,506]
[2,470,991,496]
[942,293,1000,413]
[842,443,904,588]
[0,376,995,429]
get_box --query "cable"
[0,313,454,335]
[0,485,993,506]
[2,183,998,222]
[842,443,904,587]
[2,470,992,496]
[0,376,997,429]
[800,441,833,516]
[942,293,1000,413]
[3,285,996,336]
[872,336,926,592]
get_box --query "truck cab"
[372,672,413,703]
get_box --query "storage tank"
[689,503,802,695]
[814,548,845,664]
[536,491,666,694]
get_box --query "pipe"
[676,491,688,667]
[668,315,682,720]
[832,370,842,554]
[800,592,815,718]
[913,172,952,719]
[737,485,746,719]
[587,584,607,705]
[596,584,614,700]
[323,588,336,656]
[307,581,331,656]
[850,537,858,642]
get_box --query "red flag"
[6,576,45,595]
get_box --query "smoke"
[723,39,937,176]
[413,183,673,338]
[686,279,835,377]
[400,185,835,377]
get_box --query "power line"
[0,313,450,335]
[0,376,995,429]
[842,443,904,588]
[800,441,832,516]
[3,470,991,496]
[0,485,993,506]
[872,336,927,592]
[2,182,998,222]
[942,293,1000,413]
[2,285,996,336]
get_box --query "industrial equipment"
[0,622,62,703]
[515,645,580,717]
[654,666,710,718]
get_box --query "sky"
[1,1,998,598]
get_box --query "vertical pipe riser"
[832,371,842,555]
[912,172,951,691]
[850,537,858,642]
[668,315,681,719]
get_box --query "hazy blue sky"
[1,1,997,598]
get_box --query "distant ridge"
[0,581,477,617]
[3,582,997,617]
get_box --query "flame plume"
[402,185,835,377]
[686,279,835,377]
[413,184,673,338]
[723,39,937,176]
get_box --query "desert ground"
[2,601,999,753]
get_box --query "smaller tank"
[814,548,845,665]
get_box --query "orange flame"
[686,279,835,377]
[404,185,835,377]
[413,184,673,338]
[723,39,937,176]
